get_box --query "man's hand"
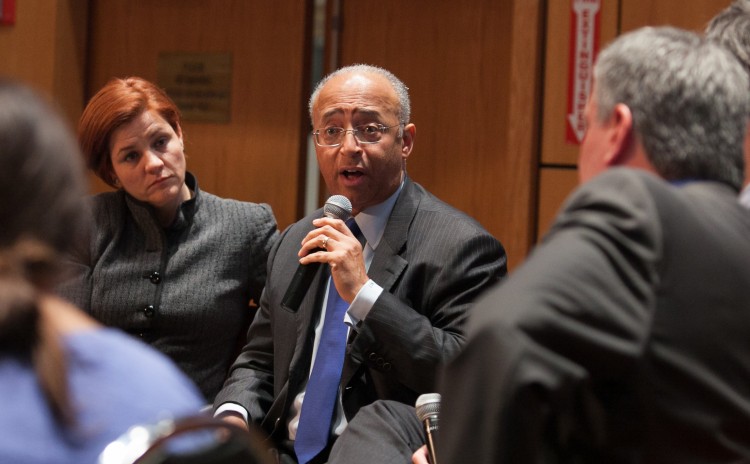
[412,445,430,464]
[217,411,250,431]
[298,217,368,302]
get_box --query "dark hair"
[0,79,89,425]
[78,77,182,187]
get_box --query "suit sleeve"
[213,225,287,425]
[437,170,663,463]
[353,221,507,393]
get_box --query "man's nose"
[339,128,362,152]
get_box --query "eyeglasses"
[312,124,402,147]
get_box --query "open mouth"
[341,169,364,180]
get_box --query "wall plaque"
[157,52,232,123]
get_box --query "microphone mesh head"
[415,393,441,421]
[323,195,352,220]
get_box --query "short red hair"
[78,77,181,187]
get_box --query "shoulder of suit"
[199,190,274,219]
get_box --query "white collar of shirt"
[352,179,404,250]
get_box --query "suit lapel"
[367,178,419,291]
[283,214,329,395]
[341,178,420,388]
[292,265,328,370]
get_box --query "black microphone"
[280,195,352,312]
[415,393,440,464]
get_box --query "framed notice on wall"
[157,52,233,123]
[0,0,16,26]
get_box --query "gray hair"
[308,64,411,125]
[706,0,750,81]
[594,26,749,190]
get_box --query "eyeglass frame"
[311,123,404,147]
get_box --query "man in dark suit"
[431,26,750,463]
[214,64,506,463]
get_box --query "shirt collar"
[352,180,403,249]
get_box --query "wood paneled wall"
[0,0,88,125]
[85,0,311,229]
[331,0,545,268]
[620,0,726,32]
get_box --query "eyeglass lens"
[315,125,392,146]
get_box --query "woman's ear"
[176,123,184,149]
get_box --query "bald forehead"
[327,69,394,92]
[313,71,400,121]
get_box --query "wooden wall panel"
[537,167,578,239]
[0,0,88,126]
[87,0,309,229]
[333,0,544,269]
[620,0,729,33]
[0,2,56,90]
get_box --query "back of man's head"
[594,26,749,190]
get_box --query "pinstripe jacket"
[215,177,507,447]
[58,173,279,401]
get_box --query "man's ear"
[401,123,416,160]
[603,103,634,167]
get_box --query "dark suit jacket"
[214,177,506,447]
[438,168,750,463]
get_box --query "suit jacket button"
[368,352,378,361]
[149,271,161,284]
[382,362,392,371]
[143,305,155,318]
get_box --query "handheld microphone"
[280,195,352,312]
[415,393,441,464]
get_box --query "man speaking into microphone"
[213,64,506,464]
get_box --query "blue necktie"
[295,219,363,463]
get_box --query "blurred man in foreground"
[431,26,750,463]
